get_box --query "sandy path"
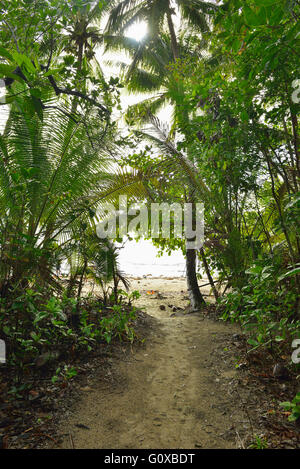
[58,278,243,449]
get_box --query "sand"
[56,278,246,449]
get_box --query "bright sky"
[125,21,148,41]
[117,238,186,277]
[98,18,172,124]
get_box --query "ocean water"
[117,239,186,278]
[60,238,187,277]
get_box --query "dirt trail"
[58,279,245,449]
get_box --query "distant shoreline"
[127,275,186,279]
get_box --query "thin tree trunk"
[263,148,295,261]
[186,247,205,311]
[70,259,87,328]
[112,259,119,304]
[200,247,219,301]
[76,259,87,313]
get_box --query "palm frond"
[126,93,168,124]
[134,113,210,198]
[105,0,143,33]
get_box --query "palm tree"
[104,1,217,122]
[106,0,217,62]
[59,0,111,116]
[104,2,218,310]
[104,31,208,125]
[0,99,146,298]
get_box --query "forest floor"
[51,278,299,449]
[2,278,299,449]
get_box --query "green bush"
[280,393,300,422]
[220,256,300,354]
[0,285,138,373]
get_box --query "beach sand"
[58,277,244,449]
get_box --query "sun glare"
[125,21,148,41]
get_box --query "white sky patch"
[117,238,186,277]
[0,79,9,133]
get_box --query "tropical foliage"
[0,0,299,415]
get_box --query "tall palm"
[0,100,146,297]
[104,2,217,309]
[106,0,217,61]
[59,1,111,115]
[105,31,208,125]
[104,1,217,122]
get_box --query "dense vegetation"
[0,0,299,421]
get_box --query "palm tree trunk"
[71,40,84,116]
[166,6,179,61]
[186,246,205,311]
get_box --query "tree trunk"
[200,247,219,301]
[70,39,84,117]
[186,247,205,311]
[112,259,119,304]
[166,7,179,61]
[77,258,87,301]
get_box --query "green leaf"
[255,0,277,5]
[30,88,42,99]
[248,338,259,346]
[244,6,261,26]
[232,38,241,53]
[241,110,249,122]
[275,336,284,342]
[0,46,13,61]
[30,96,43,120]
[12,52,36,74]
[288,414,299,422]
[44,67,63,77]
[257,7,267,24]
[279,267,300,281]
[268,6,285,25]
[0,64,25,83]
[0,64,16,77]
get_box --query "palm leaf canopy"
[0,99,147,289]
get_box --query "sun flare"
[125,21,148,41]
